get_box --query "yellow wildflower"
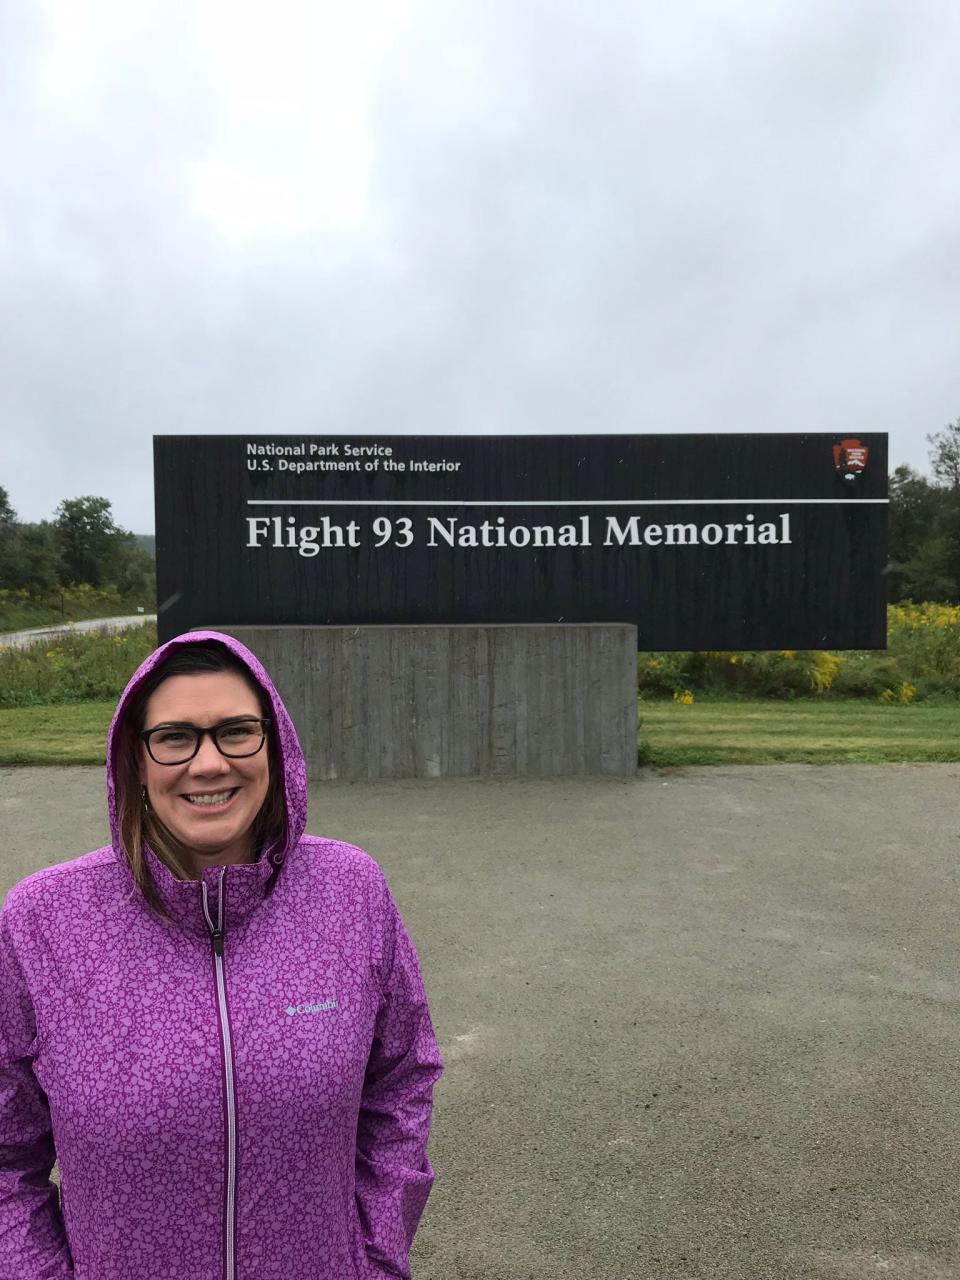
[809,652,841,693]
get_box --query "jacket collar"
[143,845,279,939]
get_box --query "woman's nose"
[189,733,230,773]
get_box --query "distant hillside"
[135,534,155,558]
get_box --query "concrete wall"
[216,625,638,779]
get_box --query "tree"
[0,488,61,593]
[888,534,957,603]
[54,495,125,586]
[0,486,14,530]
[887,465,959,602]
[926,417,960,489]
[15,522,60,593]
[0,486,17,586]
[888,465,937,553]
[112,543,155,597]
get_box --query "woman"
[0,630,443,1280]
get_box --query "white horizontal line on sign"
[246,498,889,507]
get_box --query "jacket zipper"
[201,869,238,1280]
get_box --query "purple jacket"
[0,632,443,1280]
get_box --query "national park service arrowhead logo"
[833,438,869,484]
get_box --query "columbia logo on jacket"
[286,999,338,1015]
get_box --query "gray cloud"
[1,0,958,530]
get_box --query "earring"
[141,785,150,812]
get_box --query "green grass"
[638,698,960,766]
[3,697,959,768]
[0,702,113,764]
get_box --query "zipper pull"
[201,869,227,958]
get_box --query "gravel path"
[2,764,958,1279]
[0,613,156,650]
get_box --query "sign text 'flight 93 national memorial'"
[153,433,888,649]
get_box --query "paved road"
[2,764,959,1279]
[0,613,156,650]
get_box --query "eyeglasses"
[140,717,271,766]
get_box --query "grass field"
[639,697,960,766]
[2,697,959,767]
[0,702,115,764]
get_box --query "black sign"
[154,433,888,649]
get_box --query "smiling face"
[139,671,271,877]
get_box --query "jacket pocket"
[349,1194,378,1280]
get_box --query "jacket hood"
[106,630,308,874]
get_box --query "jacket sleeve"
[0,902,73,1279]
[355,875,443,1280]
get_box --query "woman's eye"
[220,724,256,741]
[156,730,192,746]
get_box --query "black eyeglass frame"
[139,717,272,766]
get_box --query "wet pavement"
[2,763,959,1279]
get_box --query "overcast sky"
[2,0,958,532]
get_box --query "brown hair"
[113,642,287,914]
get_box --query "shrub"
[887,602,960,683]
[638,604,960,700]
[0,626,157,707]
